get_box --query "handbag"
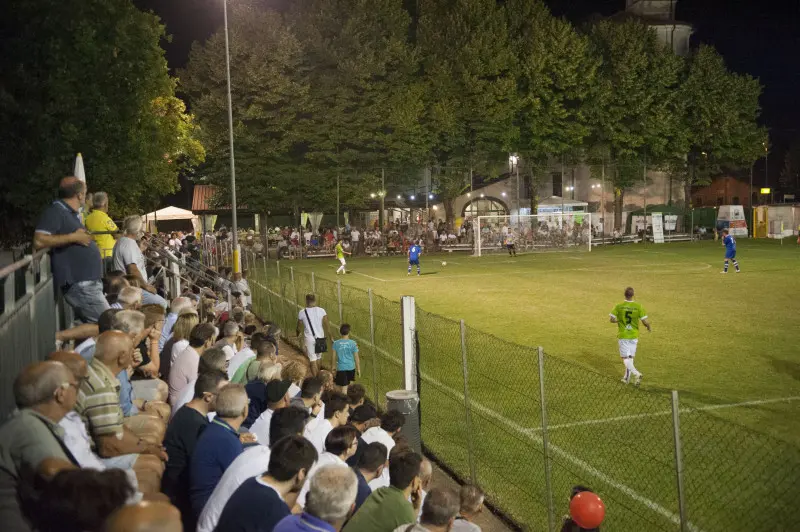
[304,309,328,353]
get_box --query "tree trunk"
[529,171,539,217]
[258,212,269,251]
[444,198,456,229]
[614,188,624,230]
[684,182,693,209]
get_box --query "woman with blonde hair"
[159,309,199,382]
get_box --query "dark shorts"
[506,244,515,249]
[334,370,356,386]
[409,258,419,266]
[725,250,736,259]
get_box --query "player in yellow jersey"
[609,286,651,386]
[335,239,351,274]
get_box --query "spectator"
[169,323,217,407]
[227,331,265,380]
[296,293,332,377]
[452,484,485,532]
[290,376,325,423]
[173,346,229,414]
[103,271,130,308]
[353,442,387,512]
[231,339,276,384]
[274,465,358,532]
[362,410,404,489]
[305,392,350,455]
[160,296,192,352]
[216,435,318,532]
[416,458,433,521]
[37,468,134,532]
[104,500,182,532]
[115,286,142,310]
[341,450,423,532]
[162,370,228,530]
[249,379,293,444]
[84,191,118,271]
[346,404,379,468]
[75,331,167,470]
[393,487,460,532]
[347,383,366,412]
[49,351,153,496]
[332,324,360,393]
[75,308,120,362]
[198,406,311,532]
[283,359,308,399]
[231,271,251,309]
[296,425,359,509]
[351,227,361,255]
[0,361,80,530]
[161,309,200,382]
[111,214,167,308]
[33,176,108,323]
[216,320,241,362]
[188,383,248,517]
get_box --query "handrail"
[0,248,49,279]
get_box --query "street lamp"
[410,195,416,200]
[222,0,240,272]
[509,154,520,217]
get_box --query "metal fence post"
[537,347,556,532]
[460,320,477,484]
[337,279,343,324]
[311,272,316,294]
[277,260,281,281]
[368,288,379,407]
[671,390,689,532]
[290,266,294,283]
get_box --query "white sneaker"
[720,271,727,274]
[620,377,629,385]
[634,374,643,387]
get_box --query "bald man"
[50,351,163,495]
[34,176,109,323]
[74,331,167,487]
[0,361,81,531]
[105,501,182,532]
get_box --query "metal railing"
[0,250,61,419]
[246,255,800,532]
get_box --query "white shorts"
[338,258,346,266]
[618,339,638,358]
[304,337,322,362]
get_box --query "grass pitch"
[250,239,800,531]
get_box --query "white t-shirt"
[351,230,360,242]
[112,236,147,278]
[361,427,395,458]
[304,418,333,456]
[298,307,327,339]
[196,445,273,532]
[450,519,482,532]
[228,347,255,380]
[296,452,346,508]
[249,408,275,446]
[171,339,189,364]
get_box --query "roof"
[192,184,249,212]
[142,206,196,221]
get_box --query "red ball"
[569,491,606,529]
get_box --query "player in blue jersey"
[720,229,740,273]
[407,241,422,276]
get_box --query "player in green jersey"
[609,286,651,386]
[335,239,351,275]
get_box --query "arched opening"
[462,197,509,218]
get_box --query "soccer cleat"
[720,271,727,274]
[620,377,629,385]
[634,374,643,387]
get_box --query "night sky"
[135,0,800,187]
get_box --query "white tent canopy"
[142,206,199,234]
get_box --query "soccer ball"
[441,261,447,267]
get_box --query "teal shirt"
[332,338,358,371]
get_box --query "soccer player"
[407,240,422,276]
[609,286,651,386]
[720,229,740,273]
[335,239,350,275]
[505,230,517,257]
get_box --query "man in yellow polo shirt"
[84,191,118,271]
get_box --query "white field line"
[349,271,388,282]
[253,278,704,531]
[525,396,800,433]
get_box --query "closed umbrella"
[74,153,86,183]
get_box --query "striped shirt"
[76,357,125,440]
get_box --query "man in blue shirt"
[332,324,360,393]
[720,229,741,273]
[273,465,358,532]
[33,176,108,323]
[407,241,422,276]
[189,383,248,517]
[353,442,387,512]
[216,435,317,532]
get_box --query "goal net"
[473,213,592,256]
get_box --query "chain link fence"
[246,256,800,531]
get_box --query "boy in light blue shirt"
[332,323,360,393]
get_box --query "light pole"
[222,0,240,272]
[509,154,520,219]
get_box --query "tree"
[665,45,765,206]
[585,19,682,229]
[779,138,800,196]
[504,0,598,214]
[0,0,203,242]
[417,0,518,226]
